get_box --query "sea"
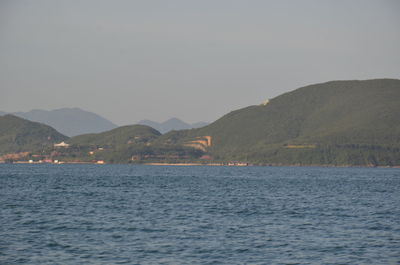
[0,164,399,264]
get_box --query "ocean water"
[0,165,399,264]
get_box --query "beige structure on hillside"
[185,136,212,151]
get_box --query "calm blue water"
[0,165,399,264]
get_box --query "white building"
[54,141,70,148]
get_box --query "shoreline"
[1,161,399,168]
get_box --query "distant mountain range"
[138,118,209,134]
[0,109,208,136]
[1,79,399,166]
[0,108,117,137]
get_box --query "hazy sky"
[1,0,399,125]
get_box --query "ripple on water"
[0,164,399,264]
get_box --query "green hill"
[159,79,400,166]
[2,79,399,166]
[62,124,203,163]
[0,115,68,155]
[69,124,161,148]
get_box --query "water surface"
[1,165,399,264]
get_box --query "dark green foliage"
[60,124,204,163]
[69,124,161,148]
[101,145,204,163]
[2,79,400,166]
[161,79,400,165]
[0,115,68,155]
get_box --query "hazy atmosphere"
[1,2,400,263]
[1,0,399,125]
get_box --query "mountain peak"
[10,108,117,137]
[138,118,209,134]
[165,117,184,122]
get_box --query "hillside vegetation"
[1,79,399,166]
[58,124,203,163]
[0,115,67,155]
[160,79,400,165]
[69,124,161,148]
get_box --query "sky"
[1,0,399,125]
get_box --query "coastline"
[1,160,399,168]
